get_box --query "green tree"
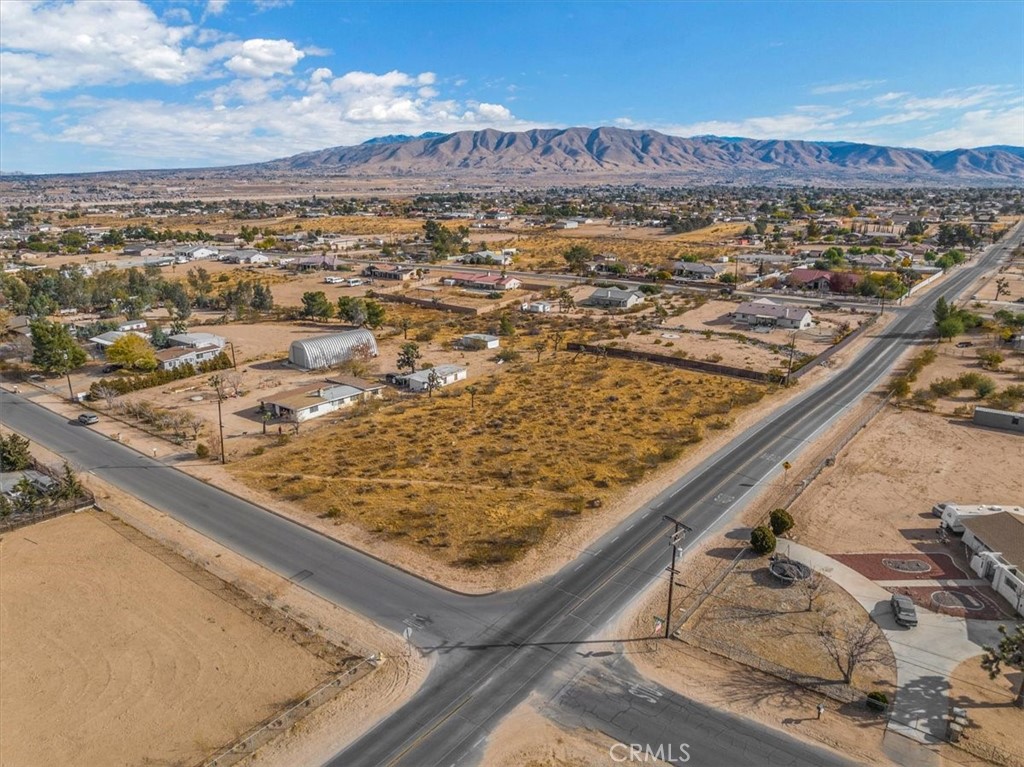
[750,526,776,555]
[397,317,413,339]
[936,316,964,341]
[563,244,593,275]
[30,319,87,374]
[769,508,794,535]
[981,624,1024,707]
[301,291,335,322]
[397,342,421,373]
[56,462,84,500]
[0,433,32,472]
[106,334,158,371]
[364,300,386,329]
[251,282,274,311]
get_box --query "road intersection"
[2,222,1019,766]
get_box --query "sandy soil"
[0,511,334,767]
[1,428,428,767]
[948,654,1024,767]
[911,340,1024,415]
[482,702,617,767]
[788,407,1024,556]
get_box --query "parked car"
[323,276,345,284]
[955,341,973,348]
[890,594,918,627]
[77,413,99,425]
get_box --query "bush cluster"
[89,352,231,397]
[750,525,777,555]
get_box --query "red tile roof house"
[786,268,864,294]
[444,272,522,291]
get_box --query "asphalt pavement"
[1,223,1019,767]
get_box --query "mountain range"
[258,126,1024,185]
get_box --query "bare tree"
[795,572,827,612]
[532,339,547,362]
[93,384,119,409]
[815,608,892,684]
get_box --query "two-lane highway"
[2,222,1019,766]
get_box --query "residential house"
[961,512,1024,616]
[173,245,219,261]
[122,244,160,258]
[463,250,514,266]
[786,268,864,294]
[554,220,579,229]
[261,377,384,423]
[586,287,645,309]
[294,254,343,271]
[117,319,148,332]
[673,261,724,281]
[88,330,148,349]
[168,332,227,349]
[444,272,521,291]
[389,364,467,392]
[733,299,813,330]
[521,301,553,314]
[155,344,222,371]
[460,333,500,350]
[363,264,416,281]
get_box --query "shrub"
[88,352,232,397]
[978,349,1004,371]
[929,377,961,397]
[769,508,794,535]
[866,691,889,711]
[195,443,210,459]
[972,376,997,399]
[888,376,911,398]
[750,525,776,555]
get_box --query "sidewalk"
[776,541,1006,749]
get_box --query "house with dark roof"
[962,512,1024,616]
[586,287,645,309]
[786,268,864,294]
[673,261,725,281]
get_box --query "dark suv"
[890,594,918,627]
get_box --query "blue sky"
[2,0,1022,173]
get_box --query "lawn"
[231,355,765,566]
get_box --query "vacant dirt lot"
[0,511,335,767]
[789,407,1024,556]
[231,355,765,566]
[910,338,1024,415]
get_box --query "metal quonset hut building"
[288,329,378,370]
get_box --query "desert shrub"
[957,372,985,390]
[750,525,776,555]
[972,376,997,399]
[769,508,794,535]
[888,376,911,398]
[929,377,961,397]
[195,443,210,459]
[910,389,937,410]
[977,349,1004,371]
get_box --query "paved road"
[2,223,1019,766]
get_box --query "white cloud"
[204,0,229,17]
[252,0,293,10]
[34,67,530,167]
[810,79,885,95]
[225,38,304,77]
[911,106,1024,150]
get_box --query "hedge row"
[89,352,232,397]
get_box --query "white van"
[344,278,364,287]
[323,276,345,284]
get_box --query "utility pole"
[226,341,237,370]
[662,515,692,638]
[784,330,798,385]
[211,375,227,464]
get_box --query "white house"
[261,378,384,423]
[733,299,813,330]
[445,272,521,291]
[391,364,467,392]
[961,512,1024,616]
[521,301,553,313]
[117,319,148,332]
[460,333,500,350]
[155,344,222,371]
[554,220,579,229]
[173,245,219,261]
[673,261,724,281]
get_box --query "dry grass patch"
[508,234,732,271]
[683,559,896,693]
[232,356,765,566]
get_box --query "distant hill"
[360,132,446,146]
[258,127,1024,185]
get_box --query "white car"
[323,276,345,284]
